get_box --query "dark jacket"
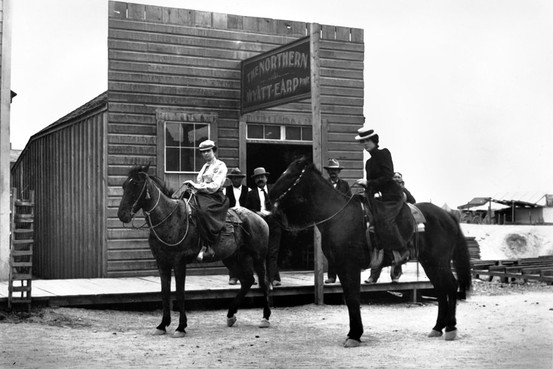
[245,185,273,212]
[402,187,416,204]
[225,184,249,207]
[365,147,398,199]
[328,178,351,196]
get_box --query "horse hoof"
[445,330,457,341]
[152,329,166,336]
[343,338,361,348]
[227,315,237,327]
[428,330,443,338]
[172,330,186,338]
[259,318,270,328]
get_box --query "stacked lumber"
[8,190,35,311]
[472,255,553,284]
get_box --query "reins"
[273,164,357,232]
[127,172,192,247]
[277,194,359,232]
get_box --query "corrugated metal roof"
[458,191,552,209]
[492,191,549,207]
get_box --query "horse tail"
[449,212,472,299]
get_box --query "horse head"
[118,164,151,223]
[269,157,322,226]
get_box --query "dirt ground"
[1,280,552,369]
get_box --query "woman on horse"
[183,140,229,261]
[354,127,410,277]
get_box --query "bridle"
[273,163,357,232]
[126,172,191,247]
[273,166,307,203]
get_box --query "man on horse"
[354,127,411,283]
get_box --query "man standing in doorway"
[245,167,282,287]
[224,168,250,285]
[323,158,351,283]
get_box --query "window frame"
[156,110,218,177]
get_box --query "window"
[247,124,312,142]
[165,122,209,173]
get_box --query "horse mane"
[128,165,175,198]
[290,157,350,199]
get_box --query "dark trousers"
[264,215,282,283]
[327,261,336,280]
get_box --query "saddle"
[361,199,426,269]
[197,208,244,262]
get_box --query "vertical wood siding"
[10,109,107,278]
[107,1,364,276]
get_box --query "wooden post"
[0,0,13,281]
[310,23,324,305]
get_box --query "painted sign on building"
[241,36,311,114]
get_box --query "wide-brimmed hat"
[227,168,246,178]
[323,158,343,170]
[251,167,270,178]
[354,127,379,143]
[198,140,217,151]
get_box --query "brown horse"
[117,165,271,337]
[270,158,472,347]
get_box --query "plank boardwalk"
[0,262,431,307]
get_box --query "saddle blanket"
[407,203,426,232]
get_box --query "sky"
[9,0,553,207]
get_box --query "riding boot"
[390,264,403,283]
[196,246,207,262]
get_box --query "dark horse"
[270,158,472,347]
[117,165,271,337]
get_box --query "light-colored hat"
[323,158,343,170]
[198,140,216,151]
[251,167,270,178]
[227,168,246,178]
[354,127,378,142]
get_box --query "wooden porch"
[0,262,432,308]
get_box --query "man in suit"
[323,159,351,284]
[245,167,282,287]
[225,168,249,208]
[393,172,416,204]
[224,168,250,285]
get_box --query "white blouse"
[195,158,228,194]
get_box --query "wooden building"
[11,1,365,279]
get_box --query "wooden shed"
[11,1,365,279]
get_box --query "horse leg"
[337,266,363,347]
[251,253,271,327]
[154,264,172,335]
[172,260,188,338]
[225,254,255,327]
[443,272,460,341]
[422,263,447,338]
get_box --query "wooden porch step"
[12,239,34,245]
[10,261,33,267]
[9,285,32,292]
[11,249,33,256]
[11,273,33,280]
[15,200,34,207]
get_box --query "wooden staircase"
[8,189,35,311]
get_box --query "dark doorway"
[246,142,314,271]
[246,143,312,187]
